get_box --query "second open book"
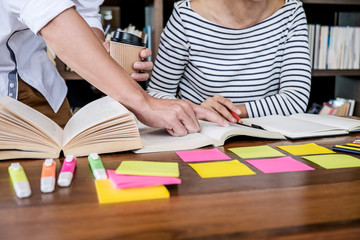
[135,113,360,154]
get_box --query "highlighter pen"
[57,155,77,187]
[8,163,32,198]
[88,153,107,180]
[41,159,56,193]
[332,145,360,155]
[229,109,243,123]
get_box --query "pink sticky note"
[246,156,315,173]
[176,149,231,162]
[107,170,181,189]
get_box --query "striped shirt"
[147,0,311,118]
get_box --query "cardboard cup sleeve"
[110,41,145,75]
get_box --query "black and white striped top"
[147,0,311,118]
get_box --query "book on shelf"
[308,23,315,68]
[319,98,356,116]
[241,113,360,139]
[308,24,360,70]
[0,96,142,160]
[318,25,329,69]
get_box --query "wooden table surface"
[0,134,360,240]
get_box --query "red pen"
[229,109,243,124]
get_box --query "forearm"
[40,8,149,112]
[91,27,105,42]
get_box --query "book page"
[0,129,60,154]
[242,115,348,139]
[134,120,284,154]
[0,150,59,161]
[134,122,219,154]
[0,97,63,147]
[199,121,285,143]
[63,96,131,146]
[65,117,135,147]
[289,114,360,132]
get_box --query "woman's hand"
[131,48,153,82]
[201,95,242,123]
[103,42,152,82]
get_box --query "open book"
[241,113,360,139]
[0,96,142,160]
[134,121,285,154]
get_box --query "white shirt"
[1,0,104,112]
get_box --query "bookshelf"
[303,0,360,76]
[301,0,360,116]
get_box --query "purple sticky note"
[176,148,231,162]
[246,156,315,173]
[107,170,181,189]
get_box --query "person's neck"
[191,0,285,29]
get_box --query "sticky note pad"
[228,145,285,159]
[302,154,360,169]
[107,170,181,189]
[176,148,231,162]
[189,160,256,178]
[246,156,315,173]
[95,179,170,204]
[116,160,179,177]
[277,143,335,155]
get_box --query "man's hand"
[134,97,229,137]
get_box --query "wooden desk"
[1,134,360,240]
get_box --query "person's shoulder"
[282,0,305,16]
[284,0,304,10]
[171,0,194,20]
[174,0,191,11]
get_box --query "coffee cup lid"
[111,29,144,47]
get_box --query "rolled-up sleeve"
[73,0,104,31]
[20,0,75,34]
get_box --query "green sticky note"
[189,159,256,178]
[302,154,360,169]
[116,160,179,177]
[277,143,335,155]
[228,145,285,159]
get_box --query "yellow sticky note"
[228,145,285,159]
[95,179,170,204]
[278,143,335,155]
[302,154,360,169]
[116,160,179,177]
[189,160,256,178]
